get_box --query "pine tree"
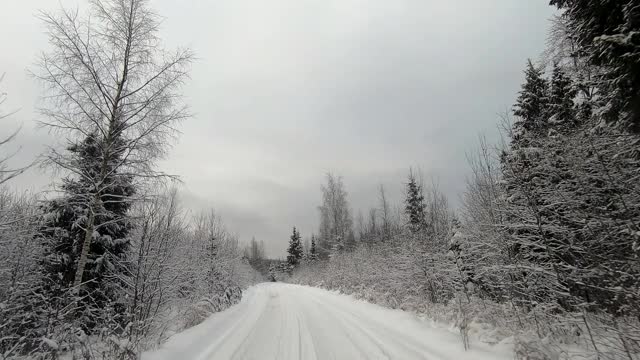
[513,60,549,133]
[286,227,303,266]
[548,63,576,126]
[405,170,426,231]
[40,134,135,327]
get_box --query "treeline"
[1,186,259,359]
[289,1,640,358]
[0,0,260,358]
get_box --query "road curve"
[144,283,511,360]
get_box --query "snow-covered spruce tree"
[548,63,577,126]
[40,134,135,328]
[404,169,426,232]
[35,0,192,297]
[550,0,640,132]
[287,227,303,266]
[513,60,549,135]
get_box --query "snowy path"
[144,283,512,360]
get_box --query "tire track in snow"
[298,287,444,359]
[144,283,513,360]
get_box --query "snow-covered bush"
[0,188,45,357]
[122,189,264,350]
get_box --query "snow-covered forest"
[0,1,262,358]
[0,0,639,359]
[281,2,640,359]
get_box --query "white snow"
[144,283,512,360]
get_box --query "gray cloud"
[0,0,555,256]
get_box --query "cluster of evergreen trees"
[283,227,318,270]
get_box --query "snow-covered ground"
[144,283,512,360]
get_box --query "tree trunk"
[73,200,97,291]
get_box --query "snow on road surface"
[144,283,512,360]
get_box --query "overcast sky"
[0,0,555,257]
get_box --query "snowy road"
[145,283,511,360]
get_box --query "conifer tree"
[40,134,135,325]
[548,63,576,125]
[287,227,303,266]
[405,170,426,231]
[513,60,549,133]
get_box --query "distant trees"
[245,237,266,261]
[377,185,393,242]
[317,173,353,257]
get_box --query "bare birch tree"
[34,0,193,291]
[378,184,392,241]
[318,173,353,256]
[0,74,30,186]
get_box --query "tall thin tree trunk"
[73,200,96,291]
